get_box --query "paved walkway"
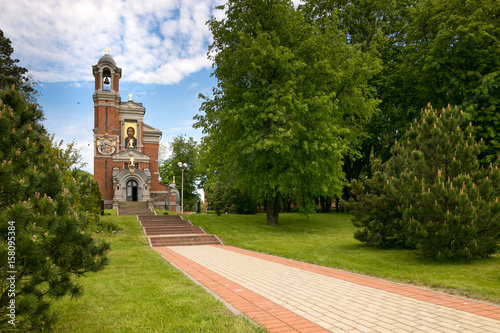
[155,245,500,333]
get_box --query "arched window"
[103,68,111,91]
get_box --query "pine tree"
[0,30,37,101]
[399,106,500,258]
[349,159,407,248]
[350,104,500,259]
[0,86,110,331]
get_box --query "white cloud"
[169,125,197,133]
[51,133,94,173]
[0,0,225,85]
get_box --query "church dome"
[98,54,116,66]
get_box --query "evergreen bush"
[349,104,500,259]
[0,86,111,331]
[349,160,407,248]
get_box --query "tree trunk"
[320,196,325,212]
[319,195,332,213]
[343,186,350,205]
[266,193,280,225]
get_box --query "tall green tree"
[305,0,500,182]
[159,135,200,211]
[44,138,102,227]
[400,0,500,164]
[0,30,37,101]
[0,86,110,331]
[195,0,380,225]
[302,0,419,196]
[71,169,102,227]
[198,137,258,215]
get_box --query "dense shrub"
[349,160,407,248]
[349,105,500,259]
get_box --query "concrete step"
[119,201,149,209]
[136,214,223,247]
[118,208,155,216]
[140,221,192,227]
[139,216,184,222]
[149,234,221,247]
[144,226,205,235]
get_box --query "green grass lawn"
[187,212,500,304]
[51,211,265,333]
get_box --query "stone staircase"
[117,201,153,216]
[149,234,222,247]
[138,214,222,247]
[119,201,149,209]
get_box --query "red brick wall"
[95,105,104,130]
[143,142,165,191]
[94,104,120,134]
[94,157,114,200]
[113,75,119,92]
[109,107,120,135]
[94,106,99,129]
[94,72,100,90]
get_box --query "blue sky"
[0,0,226,174]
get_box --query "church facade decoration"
[92,50,179,210]
[96,135,116,155]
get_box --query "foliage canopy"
[195,0,380,224]
[301,0,500,194]
[159,135,200,211]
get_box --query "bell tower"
[92,48,122,203]
[91,49,180,211]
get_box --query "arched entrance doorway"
[126,179,138,201]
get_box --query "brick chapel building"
[92,49,179,210]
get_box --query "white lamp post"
[177,162,188,213]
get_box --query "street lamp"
[177,162,188,213]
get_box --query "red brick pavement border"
[156,247,329,333]
[216,245,500,322]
